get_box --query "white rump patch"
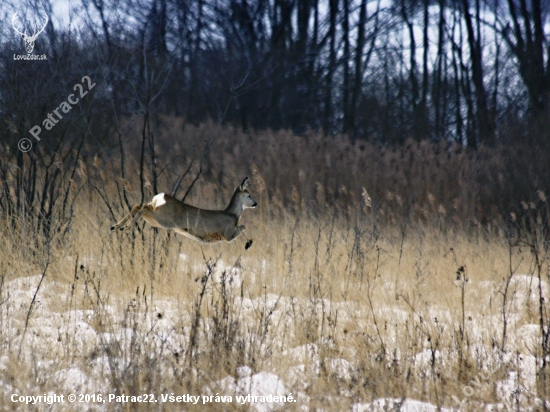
[150,193,166,210]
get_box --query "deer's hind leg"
[126,204,158,228]
[111,205,142,231]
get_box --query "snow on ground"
[208,370,304,412]
[478,275,550,317]
[352,398,453,412]
[0,272,546,410]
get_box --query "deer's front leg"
[227,225,253,249]
[226,225,246,242]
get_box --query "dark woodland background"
[1,0,550,229]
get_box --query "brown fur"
[112,178,257,247]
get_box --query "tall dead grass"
[1,123,549,410]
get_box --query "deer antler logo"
[11,11,49,54]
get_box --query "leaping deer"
[12,11,49,54]
[111,178,257,249]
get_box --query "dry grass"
[1,123,549,411]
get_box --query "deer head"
[12,11,49,54]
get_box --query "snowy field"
[1,237,548,412]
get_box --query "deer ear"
[240,177,249,190]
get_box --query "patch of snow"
[209,371,294,412]
[326,357,352,380]
[55,367,90,392]
[237,365,252,378]
[506,275,549,314]
[414,349,439,369]
[352,398,453,412]
[513,324,540,354]
[376,307,409,323]
[283,343,320,367]
[496,368,537,408]
[237,372,289,412]
[284,364,309,391]
[0,355,9,371]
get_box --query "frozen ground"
[0,262,547,411]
